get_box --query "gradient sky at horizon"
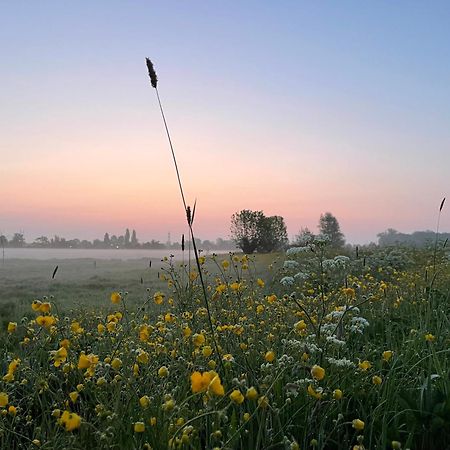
[1,1,449,244]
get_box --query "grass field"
[0,245,449,449]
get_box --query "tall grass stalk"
[145,58,223,369]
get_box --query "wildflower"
[140,395,151,408]
[59,410,82,431]
[0,392,8,407]
[257,278,265,288]
[358,360,372,371]
[69,391,79,403]
[137,350,149,364]
[391,441,402,449]
[230,389,245,404]
[52,347,68,367]
[162,398,175,412]
[7,322,17,333]
[294,320,307,333]
[60,339,70,349]
[222,260,230,269]
[153,291,165,305]
[32,300,42,311]
[70,321,84,334]
[97,323,105,333]
[36,315,56,328]
[352,419,365,430]
[192,333,205,347]
[139,324,151,342]
[110,292,121,304]
[311,365,325,381]
[343,287,356,298]
[158,366,169,377]
[222,353,234,362]
[243,412,251,421]
[39,302,51,313]
[111,358,122,370]
[372,375,383,385]
[208,373,225,396]
[333,389,343,400]
[265,351,275,363]
[382,350,393,362]
[3,358,20,382]
[258,395,269,408]
[8,405,17,416]
[307,384,322,400]
[202,346,213,357]
[246,387,258,401]
[230,282,242,292]
[266,294,277,303]
[134,422,145,433]
[32,439,41,447]
[424,333,436,342]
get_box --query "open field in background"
[0,253,277,327]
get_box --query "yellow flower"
[39,302,51,313]
[52,347,68,367]
[265,351,275,363]
[31,300,42,311]
[332,389,343,400]
[208,373,225,396]
[215,284,227,294]
[32,439,41,447]
[36,315,56,328]
[221,260,230,269]
[70,321,84,334]
[7,322,17,333]
[191,371,212,393]
[229,389,245,404]
[256,304,265,314]
[352,419,365,430]
[372,375,383,385]
[358,360,372,371]
[294,320,307,333]
[97,323,105,333]
[140,395,151,409]
[192,333,205,347]
[202,346,213,357]
[424,333,436,342]
[134,422,145,433]
[153,291,165,305]
[60,339,70,349]
[343,287,356,298]
[111,358,122,370]
[137,350,149,364]
[59,410,82,431]
[182,326,192,338]
[139,324,151,342]
[69,391,79,403]
[110,292,121,304]
[266,294,277,304]
[391,441,402,449]
[307,384,322,400]
[311,365,325,381]
[158,366,169,378]
[246,387,258,401]
[257,278,265,288]
[8,405,17,416]
[243,412,251,421]
[382,350,393,362]
[0,392,8,407]
[258,395,269,409]
[230,282,242,292]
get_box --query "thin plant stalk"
[145,58,223,370]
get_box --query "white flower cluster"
[283,260,300,270]
[280,276,295,286]
[322,255,351,271]
[326,335,346,347]
[286,246,310,256]
[326,357,355,368]
[349,316,370,333]
[294,271,308,282]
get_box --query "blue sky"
[1,1,449,243]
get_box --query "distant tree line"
[377,228,450,248]
[0,229,234,251]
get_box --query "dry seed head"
[145,58,158,88]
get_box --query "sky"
[1,1,449,244]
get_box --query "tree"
[231,210,288,254]
[318,212,345,249]
[103,233,111,247]
[11,233,25,247]
[131,229,138,247]
[125,228,131,247]
[257,215,288,253]
[34,236,50,247]
[231,210,265,254]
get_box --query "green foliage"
[231,210,288,254]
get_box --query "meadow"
[0,243,449,449]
